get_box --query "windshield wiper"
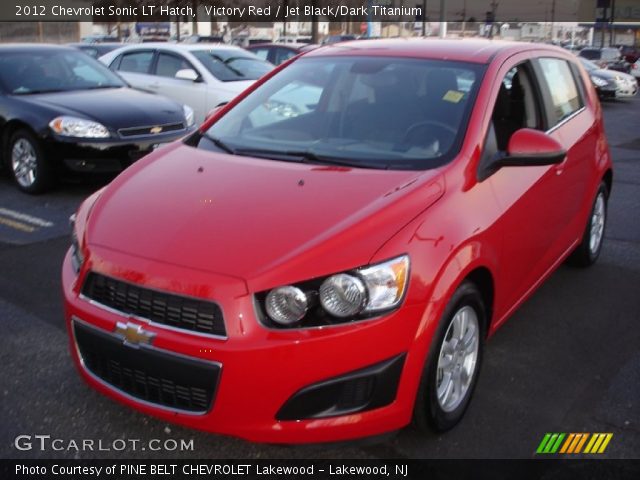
[204,134,236,154]
[83,85,121,90]
[234,148,385,169]
[13,88,67,95]
[285,150,385,169]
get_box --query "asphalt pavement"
[1,96,639,460]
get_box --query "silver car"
[100,44,273,124]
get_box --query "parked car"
[322,34,357,45]
[100,43,273,124]
[0,45,195,193]
[64,39,612,443]
[579,57,624,99]
[246,42,317,65]
[632,59,640,79]
[82,35,118,44]
[68,42,122,59]
[182,34,225,44]
[578,47,630,73]
[619,45,640,64]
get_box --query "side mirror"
[498,128,566,167]
[205,102,228,121]
[175,68,200,82]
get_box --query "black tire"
[567,182,609,268]
[7,129,54,194]
[413,281,486,432]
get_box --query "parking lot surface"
[1,96,639,459]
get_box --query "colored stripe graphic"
[537,433,613,454]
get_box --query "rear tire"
[8,129,54,194]
[413,281,486,432]
[567,182,608,267]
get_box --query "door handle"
[147,83,160,89]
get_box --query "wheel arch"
[1,119,37,167]
[602,168,613,197]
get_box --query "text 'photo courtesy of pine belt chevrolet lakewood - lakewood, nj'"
[59,37,614,444]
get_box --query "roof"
[247,43,307,50]
[0,44,76,52]
[115,42,243,53]
[304,38,550,64]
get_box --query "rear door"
[152,51,207,122]
[110,49,156,91]
[532,56,595,260]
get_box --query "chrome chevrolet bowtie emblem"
[115,322,155,347]
[150,126,163,134]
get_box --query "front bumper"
[44,127,196,174]
[62,246,428,444]
[615,79,638,98]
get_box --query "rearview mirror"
[175,69,200,82]
[498,128,566,167]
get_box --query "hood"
[589,68,624,81]
[22,87,184,128]
[87,143,444,290]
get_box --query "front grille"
[82,272,226,337]
[74,320,220,413]
[118,123,184,138]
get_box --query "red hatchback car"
[63,39,612,443]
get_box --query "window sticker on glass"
[443,90,464,103]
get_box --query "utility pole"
[609,0,616,46]
[550,0,555,42]
[422,0,427,36]
[489,0,499,38]
[439,0,446,38]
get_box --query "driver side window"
[492,64,543,152]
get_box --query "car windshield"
[191,49,273,81]
[580,58,599,71]
[0,50,125,94]
[202,56,484,170]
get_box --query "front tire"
[413,281,486,432]
[8,129,53,194]
[567,182,609,267]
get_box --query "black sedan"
[0,45,196,193]
[579,57,625,99]
[67,42,123,59]
[245,43,317,65]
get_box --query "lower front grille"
[73,319,220,413]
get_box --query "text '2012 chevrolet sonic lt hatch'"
[63,39,612,444]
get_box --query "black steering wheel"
[402,119,457,145]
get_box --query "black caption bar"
[2,460,640,480]
[0,0,634,23]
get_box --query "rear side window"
[250,48,270,61]
[274,48,297,65]
[580,50,600,60]
[117,51,153,74]
[155,53,192,78]
[538,58,583,127]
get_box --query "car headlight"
[257,255,410,329]
[263,100,300,118]
[69,213,85,274]
[49,116,110,138]
[590,75,608,87]
[183,104,195,127]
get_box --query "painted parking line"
[0,207,54,228]
[0,216,36,233]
